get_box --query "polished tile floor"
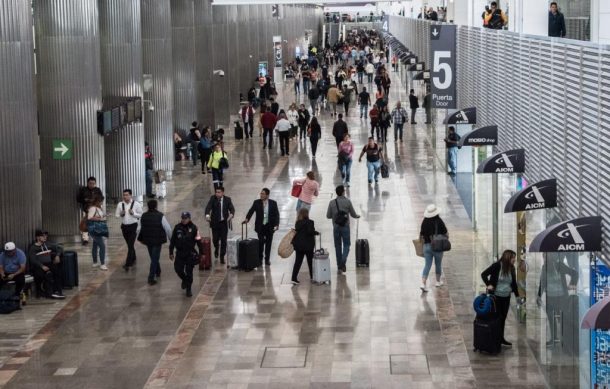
[0,68,549,389]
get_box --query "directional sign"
[53,139,73,160]
[430,25,457,109]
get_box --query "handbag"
[291,180,303,197]
[79,217,88,233]
[277,229,296,259]
[219,152,229,170]
[412,238,424,257]
[87,208,109,237]
[430,221,451,252]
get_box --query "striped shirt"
[391,107,408,125]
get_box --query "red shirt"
[261,112,277,129]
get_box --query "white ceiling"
[212,0,387,5]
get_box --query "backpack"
[488,10,504,29]
[0,290,21,314]
[333,199,349,227]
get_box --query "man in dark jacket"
[297,104,311,140]
[205,187,235,264]
[138,200,172,285]
[269,97,279,116]
[308,84,321,114]
[548,2,566,38]
[76,176,103,245]
[409,89,419,124]
[169,212,201,297]
[145,143,154,198]
[243,188,279,266]
[27,230,65,299]
[332,114,349,148]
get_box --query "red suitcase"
[199,237,212,270]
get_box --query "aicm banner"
[430,25,456,109]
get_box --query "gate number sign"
[430,25,457,109]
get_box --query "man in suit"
[243,188,280,266]
[204,187,235,264]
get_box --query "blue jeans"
[447,147,458,173]
[147,245,162,282]
[360,104,368,118]
[296,199,311,212]
[340,158,352,183]
[333,225,351,269]
[294,81,300,94]
[366,160,381,182]
[303,79,310,94]
[145,169,153,197]
[358,72,364,83]
[91,235,106,265]
[394,123,404,140]
[422,243,443,278]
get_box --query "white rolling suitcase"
[312,235,331,284]
[155,182,167,199]
[226,235,240,269]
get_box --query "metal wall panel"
[100,0,145,199]
[142,0,174,173]
[194,0,214,126]
[211,5,230,126]
[0,0,41,247]
[171,0,196,134]
[35,0,103,238]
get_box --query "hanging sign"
[529,216,602,252]
[459,125,498,146]
[476,148,525,174]
[430,25,457,109]
[504,179,557,213]
[273,36,282,68]
[444,107,476,125]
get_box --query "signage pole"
[472,146,477,230]
[492,173,499,260]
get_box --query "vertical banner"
[591,257,610,386]
[273,35,282,68]
[382,14,390,32]
[430,25,457,109]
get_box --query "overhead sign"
[504,179,557,212]
[430,25,456,109]
[382,14,389,32]
[529,216,602,252]
[476,149,525,174]
[52,139,73,160]
[273,36,282,68]
[445,107,476,124]
[459,125,498,146]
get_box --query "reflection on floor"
[0,66,552,389]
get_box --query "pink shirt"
[338,141,354,159]
[293,178,320,204]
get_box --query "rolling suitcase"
[234,121,244,140]
[238,224,260,271]
[313,235,331,284]
[473,317,502,354]
[355,220,369,268]
[227,235,240,269]
[155,182,167,199]
[62,250,79,289]
[198,237,212,270]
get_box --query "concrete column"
[591,0,610,44]
[0,0,41,247]
[36,0,104,238]
[100,0,146,199]
[142,0,175,173]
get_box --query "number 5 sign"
[430,25,457,109]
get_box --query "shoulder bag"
[430,220,451,252]
[277,229,296,259]
[87,208,109,237]
[291,179,304,198]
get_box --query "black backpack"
[333,199,349,227]
[0,290,21,314]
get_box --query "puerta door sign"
[476,148,525,174]
[430,25,457,109]
[504,179,557,212]
[529,216,602,252]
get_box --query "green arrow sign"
[52,139,73,160]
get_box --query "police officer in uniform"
[169,211,202,297]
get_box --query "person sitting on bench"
[0,242,26,297]
[27,230,65,299]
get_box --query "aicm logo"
[493,153,516,173]
[556,223,586,251]
[454,110,471,124]
[524,186,546,209]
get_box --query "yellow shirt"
[207,151,227,169]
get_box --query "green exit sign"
[52,139,73,160]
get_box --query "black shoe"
[82,240,89,246]
[148,279,157,285]
[122,264,129,272]
[214,251,218,259]
[501,339,512,346]
[220,257,225,264]
[265,260,270,266]
[181,280,187,290]
[186,288,192,297]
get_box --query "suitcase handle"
[356,219,359,240]
[242,222,248,240]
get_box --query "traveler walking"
[378,106,391,143]
[338,134,354,187]
[189,122,201,166]
[327,84,343,117]
[169,211,202,297]
[358,87,371,119]
[326,185,360,274]
[87,194,108,270]
[287,103,299,138]
[204,187,235,264]
[244,188,280,266]
[444,126,461,175]
[274,111,292,156]
[269,97,279,116]
[145,144,155,198]
[409,89,419,124]
[293,171,320,211]
[308,117,322,158]
[260,105,277,149]
[419,204,448,292]
[239,102,255,139]
[294,70,302,95]
[297,104,311,140]
[481,249,521,346]
[77,176,103,245]
[342,84,354,116]
[302,66,311,94]
[138,199,172,285]
[308,84,321,114]
[0,242,27,298]
[548,2,566,38]
[115,189,142,271]
[390,102,408,142]
[207,143,228,190]
[198,127,213,174]
[332,113,349,148]
[365,61,375,83]
[290,208,319,284]
[369,104,380,139]
[358,137,384,184]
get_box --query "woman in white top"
[87,194,108,270]
[274,111,292,156]
[287,103,299,137]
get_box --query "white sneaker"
[100,265,108,271]
[92,263,100,268]
[420,284,428,292]
[435,281,444,287]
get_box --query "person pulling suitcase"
[243,188,280,266]
[169,212,202,297]
[325,185,360,274]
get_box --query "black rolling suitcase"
[62,250,79,289]
[355,220,369,267]
[473,316,502,354]
[238,224,260,271]
[234,121,244,140]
